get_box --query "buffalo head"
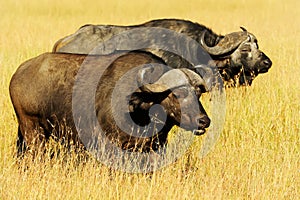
[201,27,272,86]
[128,67,211,136]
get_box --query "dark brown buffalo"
[10,51,210,157]
[53,18,272,87]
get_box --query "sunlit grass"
[0,0,299,199]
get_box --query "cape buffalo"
[10,51,211,159]
[52,18,272,87]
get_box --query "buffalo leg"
[16,126,26,158]
[18,115,47,158]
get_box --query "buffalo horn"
[200,30,249,56]
[138,68,206,94]
[179,68,208,91]
[240,27,248,32]
[138,69,189,93]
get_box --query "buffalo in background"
[53,18,272,87]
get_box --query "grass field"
[0,0,299,199]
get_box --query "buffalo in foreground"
[10,51,211,162]
[53,18,272,87]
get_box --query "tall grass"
[0,0,299,199]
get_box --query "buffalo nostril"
[263,59,272,68]
[197,116,211,128]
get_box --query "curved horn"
[138,69,191,93]
[240,27,247,32]
[136,64,168,88]
[179,68,208,91]
[200,30,248,56]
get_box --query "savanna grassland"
[0,0,299,199]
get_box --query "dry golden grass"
[0,0,299,199]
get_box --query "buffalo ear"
[195,65,224,92]
[128,88,171,112]
[128,91,154,112]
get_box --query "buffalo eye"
[242,45,251,51]
[197,85,206,94]
[240,44,251,53]
[241,48,251,53]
